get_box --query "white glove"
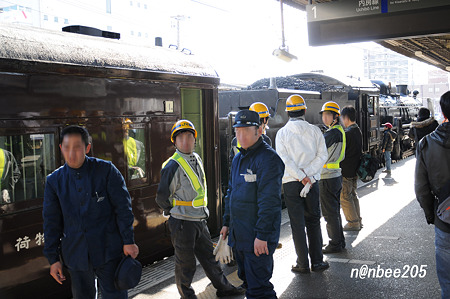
[300,177,316,197]
[131,167,145,178]
[213,235,233,264]
[2,189,10,203]
[300,183,311,197]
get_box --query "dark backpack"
[437,196,450,225]
[357,154,379,183]
[437,183,450,225]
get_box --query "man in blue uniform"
[221,110,285,299]
[229,102,272,163]
[43,125,139,299]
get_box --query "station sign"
[388,0,449,13]
[307,1,382,22]
[307,0,449,22]
[306,0,450,46]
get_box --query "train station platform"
[128,156,442,299]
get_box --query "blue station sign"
[307,0,449,22]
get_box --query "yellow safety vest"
[123,137,138,166]
[323,125,346,169]
[0,148,4,180]
[162,152,207,208]
[232,140,241,156]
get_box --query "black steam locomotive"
[218,73,421,191]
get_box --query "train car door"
[360,94,370,152]
[181,88,204,161]
[180,88,222,235]
[361,94,380,154]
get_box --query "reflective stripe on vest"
[162,152,207,208]
[323,125,346,169]
[0,148,4,180]
[123,137,138,166]
[232,140,241,156]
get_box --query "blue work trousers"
[435,226,450,299]
[234,249,277,299]
[68,256,127,299]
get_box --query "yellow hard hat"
[320,101,341,116]
[123,118,132,129]
[285,95,307,111]
[171,120,197,143]
[249,102,270,118]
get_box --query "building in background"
[364,45,409,85]
[1,1,448,86]
[411,69,450,100]
[0,0,173,45]
[0,0,39,26]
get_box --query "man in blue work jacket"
[229,102,272,164]
[43,125,139,299]
[221,110,285,299]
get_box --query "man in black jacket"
[415,91,450,299]
[409,107,439,144]
[340,106,363,231]
[381,123,396,174]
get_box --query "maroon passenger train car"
[0,24,222,298]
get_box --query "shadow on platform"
[278,199,440,299]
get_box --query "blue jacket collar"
[238,137,263,156]
[66,156,90,173]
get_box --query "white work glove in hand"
[213,235,233,264]
[2,189,10,203]
[300,177,316,198]
[131,167,145,178]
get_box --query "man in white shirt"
[276,95,329,274]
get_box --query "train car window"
[371,130,377,139]
[367,97,374,116]
[367,96,378,116]
[123,121,147,181]
[372,96,378,116]
[0,133,55,205]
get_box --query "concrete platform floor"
[130,156,442,299]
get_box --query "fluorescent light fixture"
[273,48,298,62]
[385,40,401,47]
[415,51,440,65]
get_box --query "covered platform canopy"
[281,0,450,73]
